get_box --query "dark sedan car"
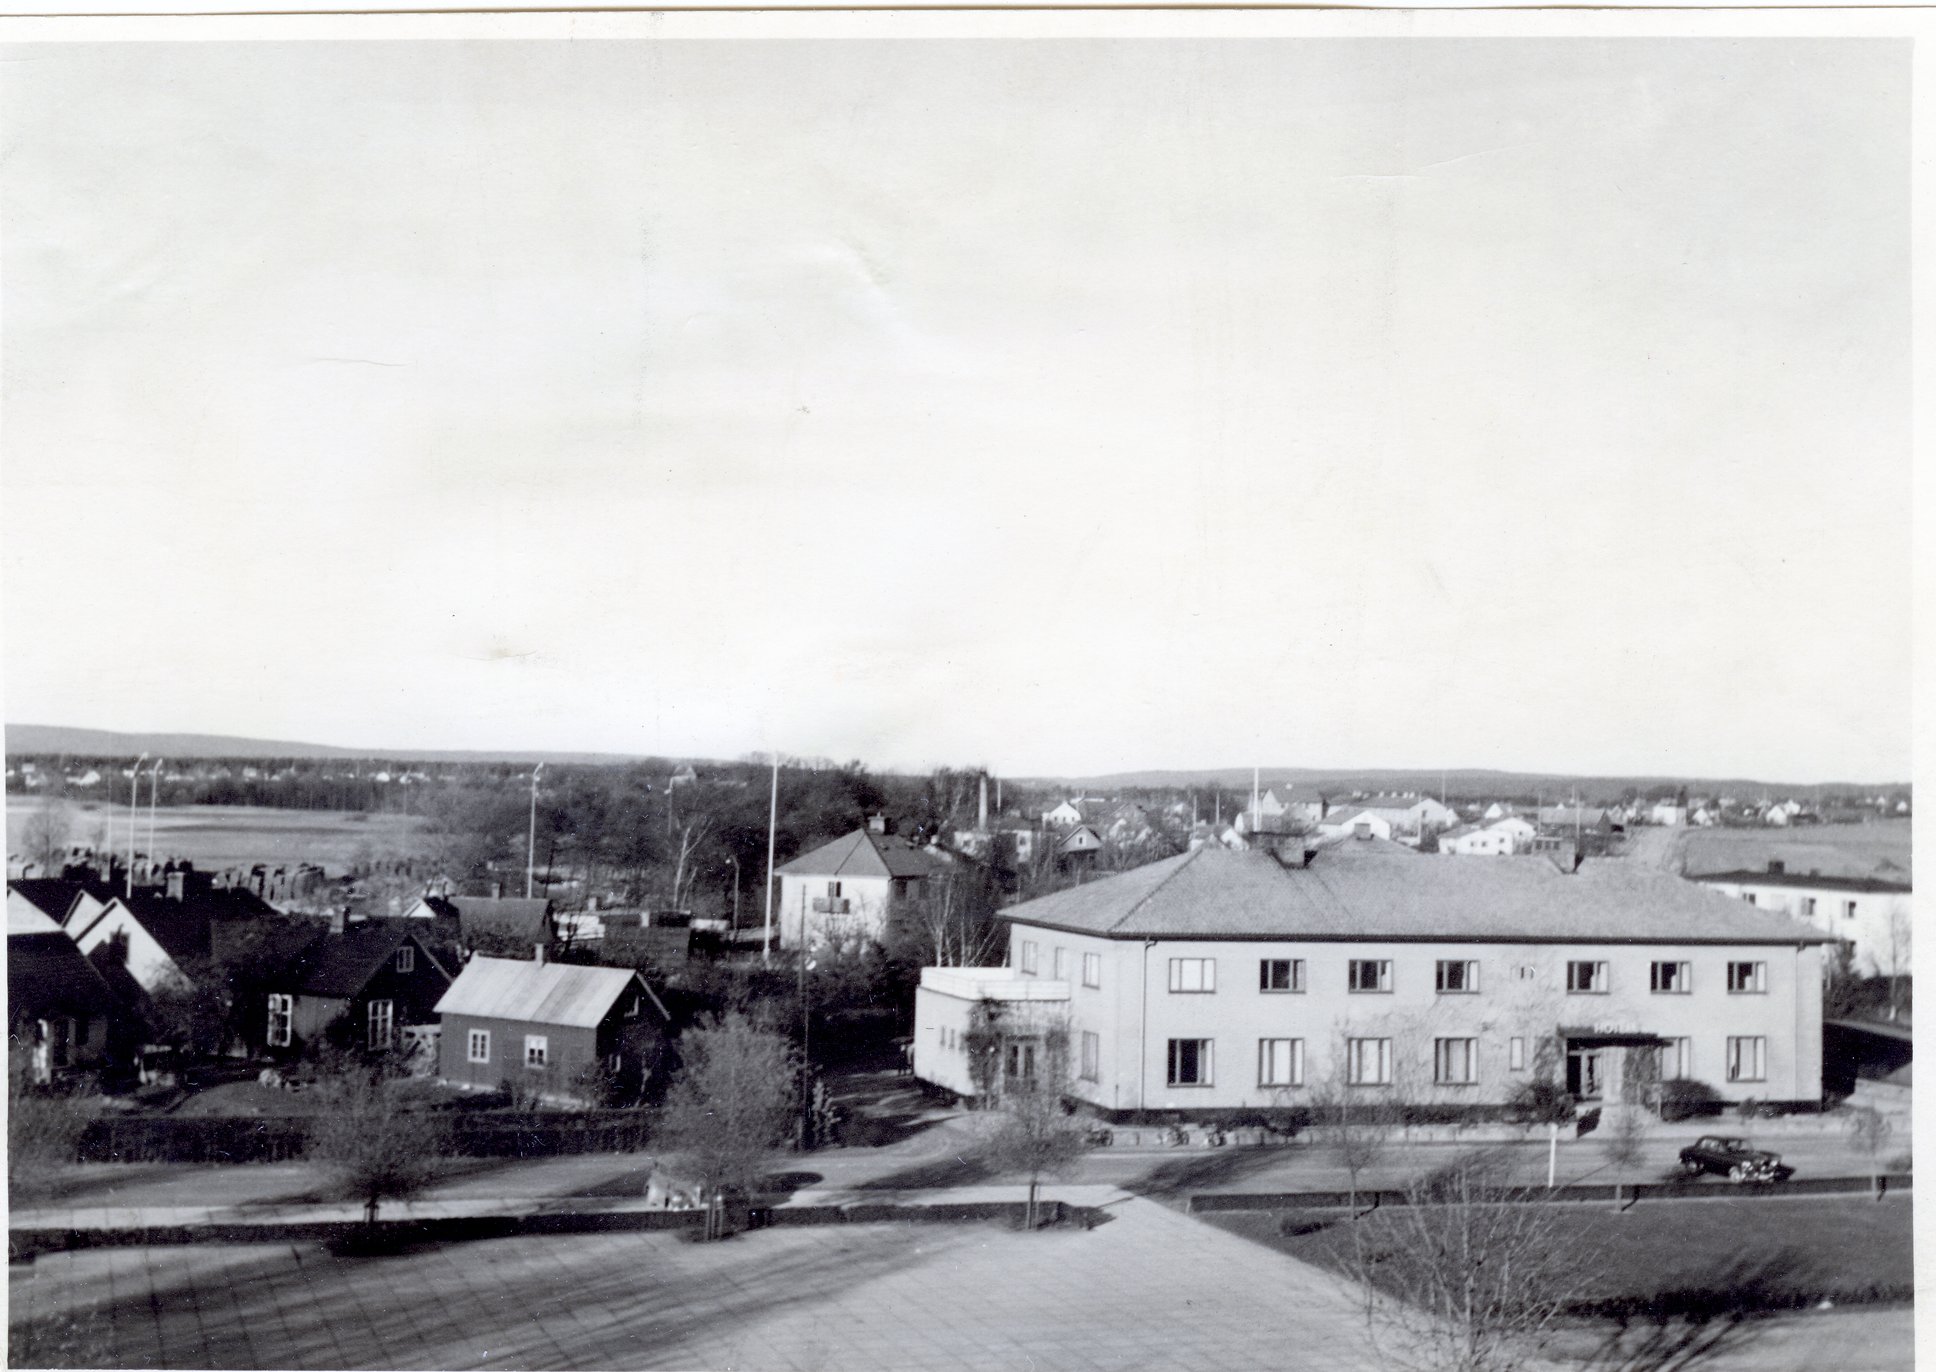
[1678,1135,1794,1182]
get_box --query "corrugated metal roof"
[434,956,647,1029]
[999,841,1836,945]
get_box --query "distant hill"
[4,724,646,767]
[1013,766,1909,802]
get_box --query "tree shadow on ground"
[853,1152,996,1190]
[1567,1249,1822,1371]
[1569,1312,1762,1372]
[1124,1145,1303,1200]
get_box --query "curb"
[1187,1172,1911,1212]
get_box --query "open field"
[1205,1193,1913,1314]
[5,798,429,877]
[1674,820,1911,880]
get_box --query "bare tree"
[1341,1149,1590,1372]
[1599,1107,1648,1210]
[1310,1027,1410,1212]
[20,797,74,875]
[305,1057,451,1227]
[900,871,1004,968]
[1843,1103,1895,1197]
[971,1020,1089,1229]
[656,1011,798,1229]
[1883,904,1911,1022]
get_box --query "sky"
[0,36,1912,781]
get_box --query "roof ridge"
[1106,847,1202,934]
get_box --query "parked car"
[1677,1135,1793,1183]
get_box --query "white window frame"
[1508,1036,1526,1071]
[1434,1037,1478,1085]
[827,880,843,899]
[395,945,415,973]
[1346,1037,1393,1086]
[525,1034,549,1069]
[1258,1038,1304,1088]
[1726,961,1767,994]
[1053,947,1071,981]
[467,1028,491,1064]
[1661,1037,1692,1081]
[1079,1031,1101,1083]
[1726,1035,1766,1083]
[1168,958,1216,994]
[1082,952,1102,989]
[1020,940,1039,975]
[266,993,293,1049]
[1435,959,1479,994]
[1649,961,1692,994]
[1259,958,1306,993]
[1167,1037,1214,1087]
[1843,900,1858,920]
[367,998,394,1050]
[1566,960,1609,994]
[1348,959,1392,993]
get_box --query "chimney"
[328,907,347,935]
[979,776,989,830]
[493,880,505,899]
[166,871,186,902]
[534,943,547,965]
[1767,860,1785,875]
[868,814,887,835]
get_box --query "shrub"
[1506,1078,1575,1125]
[1658,1078,1724,1122]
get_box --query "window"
[1168,958,1216,993]
[1434,1037,1478,1085]
[1258,1038,1304,1088]
[1167,1038,1213,1086]
[1259,958,1306,993]
[1727,961,1767,994]
[624,995,640,1018]
[1080,1031,1100,1083]
[1006,1042,1037,1081]
[1436,960,1479,994]
[1803,897,1818,917]
[827,881,843,899]
[1566,960,1608,994]
[1650,961,1691,994]
[1053,948,1071,981]
[1514,965,1537,982]
[1346,1038,1393,1085]
[1348,959,1392,993]
[1661,1037,1692,1081]
[1020,940,1039,975]
[396,945,415,973]
[367,999,394,1050]
[467,1028,491,1063]
[1743,893,1757,906]
[1726,1036,1766,1083]
[1082,952,1102,989]
[1508,1036,1526,1072]
[266,994,293,1048]
[1843,900,1858,920]
[525,1034,549,1069]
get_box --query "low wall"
[1188,1171,1912,1213]
[76,1110,654,1165]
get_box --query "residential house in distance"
[400,891,555,955]
[1651,799,1690,827]
[8,901,140,1084]
[434,952,671,1103]
[1690,861,1912,979]
[1317,795,1458,842]
[261,919,453,1058]
[1055,823,1106,861]
[1438,816,1538,857]
[774,824,952,948]
[67,876,289,997]
[914,835,1829,1116]
[7,877,111,938]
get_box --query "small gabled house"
[400,893,555,955]
[8,903,140,1084]
[435,954,671,1104]
[774,828,952,949]
[263,921,454,1057]
[8,878,110,936]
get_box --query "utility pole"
[146,757,164,871]
[525,763,544,899]
[126,752,147,895]
[763,755,779,964]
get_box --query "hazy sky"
[1,37,1911,779]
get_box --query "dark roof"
[442,896,554,944]
[276,923,451,1000]
[8,931,128,1022]
[8,879,89,924]
[777,830,951,880]
[1691,870,1911,896]
[998,840,1834,945]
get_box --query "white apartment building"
[1691,862,1911,979]
[914,837,1829,1116]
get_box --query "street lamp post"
[146,757,164,874]
[799,953,816,1148]
[126,753,147,896]
[525,763,544,900]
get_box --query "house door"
[1004,1041,1036,1083]
[1566,1048,1603,1100]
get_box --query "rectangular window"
[1080,1031,1100,1083]
[467,1028,491,1063]
[1258,1038,1304,1088]
[1434,1037,1478,1085]
[1661,1037,1692,1081]
[266,993,293,1048]
[1435,960,1479,994]
[1843,900,1858,920]
[1020,940,1039,975]
[367,999,394,1050]
[1006,1042,1037,1081]
[396,945,415,973]
[1726,1036,1766,1083]
[1508,1036,1526,1071]
[1727,961,1767,994]
[1514,965,1537,982]
[1803,897,1818,917]
[1082,952,1102,989]
[1744,893,1757,906]
[1348,959,1392,993]
[525,1034,549,1069]
[1259,958,1306,993]
[827,881,843,899]
[1346,1037,1393,1085]
[1566,960,1608,994]
[1168,958,1216,993]
[1053,947,1071,981]
[1167,1038,1213,1086]
[1650,961,1692,994]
